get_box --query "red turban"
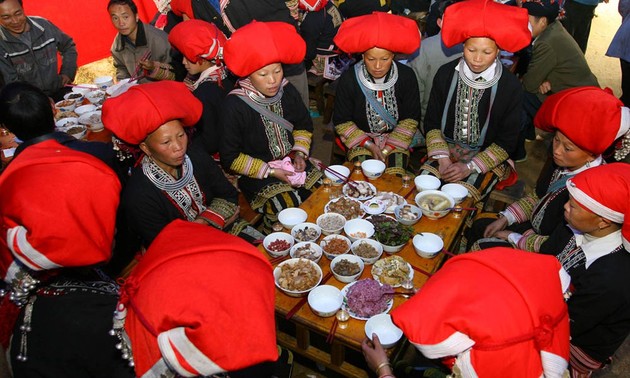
[169,0,194,18]
[168,20,227,63]
[392,248,570,377]
[333,12,420,54]
[441,0,531,53]
[567,163,630,250]
[118,220,277,377]
[102,81,202,145]
[223,21,306,77]
[535,86,629,156]
[0,140,120,281]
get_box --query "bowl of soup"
[415,190,455,220]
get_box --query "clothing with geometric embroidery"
[541,224,630,364]
[122,147,240,247]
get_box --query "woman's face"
[140,120,188,174]
[564,196,601,234]
[182,56,211,75]
[552,131,594,171]
[463,37,499,74]
[362,47,394,79]
[249,62,283,97]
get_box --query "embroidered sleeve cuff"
[292,130,312,156]
[426,129,449,158]
[471,143,509,174]
[505,193,539,224]
[201,198,239,229]
[386,119,418,150]
[148,62,175,81]
[230,153,269,179]
[335,121,369,149]
[517,229,548,252]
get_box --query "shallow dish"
[325,197,365,220]
[394,204,422,226]
[331,254,364,283]
[324,164,351,186]
[415,190,455,220]
[71,85,97,95]
[308,285,343,317]
[372,192,406,214]
[290,241,323,263]
[365,314,403,348]
[371,255,413,287]
[263,232,294,258]
[414,174,441,192]
[342,279,393,320]
[320,234,351,260]
[64,124,87,140]
[344,219,375,242]
[274,258,322,297]
[343,181,377,200]
[362,199,386,215]
[278,207,308,229]
[85,90,106,105]
[55,117,80,129]
[74,104,97,117]
[316,212,346,235]
[78,110,104,132]
[361,159,386,180]
[350,238,383,265]
[291,222,322,243]
[441,183,468,204]
[413,232,444,259]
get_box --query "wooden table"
[260,170,476,377]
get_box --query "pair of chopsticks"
[130,50,152,82]
[410,264,433,278]
[269,255,289,265]
[326,317,338,344]
[285,272,333,320]
[64,83,95,90]
[447,207,477,212]
[318,163,358,189]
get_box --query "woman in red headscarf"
[468,87,630,252]
[333,12,421,176]
[420,0,531,203]
[540,163,630,377]
[103,81,263,247]
[168,19,233,155]
[220,21,322,234]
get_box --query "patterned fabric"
[347,147,410,176]
[454,79,486,146]
[570,341,605,377]
[336,121,368,149]
[201,198,239,229]
[183,65,228,92]
[147,62,175,81]
[387,118,417,150]
[357,62,399,134]
[229,153,269,179]
[426,129,449,158]
[517,228,550,252]
[471,143,509,174]
[292,129,312,156]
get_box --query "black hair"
[107,0,138,15]
[0,81,55,141]
[436,0,461,18]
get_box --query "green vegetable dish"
[373,220,414,246]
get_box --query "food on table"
[326,197,363,219]
[367,214,396,227]
[56,99,75,107]
[353,241,380,258]
[268,239,291,252]
[87,113,101,124]
[345,279,392,318]
[66,126,85,135]
[322,237,349,255]
[417,194,451,211]
[333,258,361,276]
[55,111,78,120]
[374,192,406,213]
[372,255,411,286]
[58,120,78,128]
[373,219,413,247]
[66,93,83,100]
[292,244,320,260]
[344,181,376,199]
[318,214,345,231]
[350,231,367,239]
[398,205,419,221]
[277,259,320,291]
[294,226,319,242]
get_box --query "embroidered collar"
[574,229,623,269]
[141,154,194,191]
[185,64,227,91]
[356,61,398,92]
[456,58,500,84]
[230,77,288,106]
[118,21,148,50]
[559,155,603,176]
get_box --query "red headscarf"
[334,12,420,54]
[168,20,227,63]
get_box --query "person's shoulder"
[27,16,59,31]
[396,61,416,78]
[143,22,168,38]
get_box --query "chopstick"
[448,207,477,212]
[410,264,433,278]
[285,271,333,320]
[130,50,152,82]
[318,162,359,188]
[326,317,338,344]
[64,84,95,89]
[442,249,457,258]
[403,187,415,199]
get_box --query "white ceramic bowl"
[415,190,455,220]
[441,183,469,204]
[351,238,383,265]
[291,222,322,243]
[78,110,104,132]
[414,174,441,192]
[54,99,77,112]
[413,232,444,259]
[278,207,308,229]
[85,90,106,105]
[394,204,422,226]
[324,164,351,186]
[316,212,346,235]
[308,285,343,317]
[74,104,97,117]
[263,232,294,257]
[274,258,323,297]
[330,254,364,283]
[55,117,80,129]
[380,241,407,254]
[93,75,114,89]
[320,234,351,260]
[64,91,85,103]
[290,241,323,263]
[344,219,375,243]
[362,199,387,215]
[365,314,403,348]
[361,159,386,180]
[71,85,97,95]
[64,124,87,140]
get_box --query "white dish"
[324,197,365,220]
[278,207,308,229]
[371,256,414,288]
[274,258,323,297]
[342,280,393,320]
[372,192,407,214]
[362,199,387,215]
[343,181,377,200]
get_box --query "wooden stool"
[485,180,526,212]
